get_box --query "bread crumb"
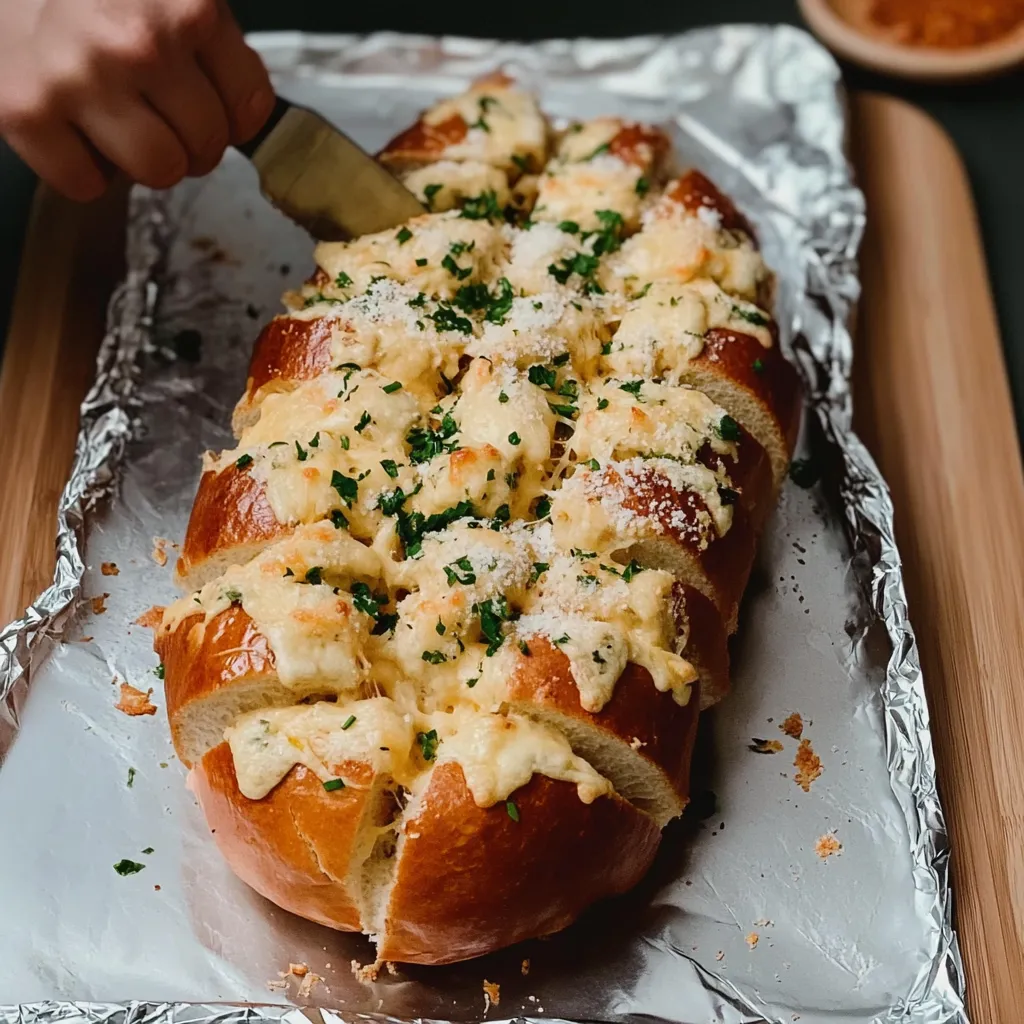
[816,832,842,859]
[78,636,93,643]
[715,950,725,961]
[296,970,322,999]
[115,682,157,716]
[521,958,530,976]
[483,979,501,1010]
[101,562,119,576]
[385,961,398,975]
[134,605,165,629]
[153,885,161,891]
[266,979,288,992]
[288,963,308,977]
[745,932,759,949]
[629,736,644,750]
[151,538,169,567]
[794,738,822,792]
[91,593,109,615]
[780,712,804,739]
[749,737,783,754]
[350,958,382,983]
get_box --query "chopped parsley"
[421,650,447,664]
[474,595,514,656]
[619,379,643,397]
[442,253,472,281]
[732,305,770,328]
[304,566,324,586]
[330,470,359,507]
[417,729,439,760]
[597,397,610,410]
[382,380,403,394]
[380,459,400,479]
[113,859,145,876]
[752,358,765,375]
[444,556,477,587]
[587,142,610,160]
[127,767,136,788]
[528,364,557,389]
[558,220,579,235]
[340,435,350,450]
[355,411,372,433]
[534,496,552,519]
[323,778,345,792]
[395,226,413,245]
[508,431,521,446]
[529,562,548,584]
[294,440,308,462]
[154,663,164,680]
[235,453,253,470]
[423,183,443,210]
[428,304,473,335]
[415,257,428,267]
[718,486,740,506]
[549,402,578,418]
[584,458,600,471]
[329,508,349,530]
[342,715,356,730]
[635,176,650,196]
[460,189,503,221]
[717,414,742,442]
[406,415,459,464]
[506,799,520,822]
[335,271,353,288]
[224,588,242,604]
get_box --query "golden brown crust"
[665,169,757,242]
[697,328,802,465]
[176,467,283,588]
[607,123,671,170]
[193,743,368,932]
[505,638,701,800]
[678,583,731,707]
[244,316,335,408]
[155,606,276,764]
[378,114,471,173]
[377,764,661,964]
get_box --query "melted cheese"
[226,698,416,799]
[432,708,612,806]
[410,445,519,520]
[601,208,767,301]
[402,161,511,213]
[422,86,547,171]
[313,212,505,300]
[533,154,645,232]
[163,522,382,689]
[549,457,732,552]
[466,291,605,379]
[556,119,624,163]
[502,222,586,295]
[602,279,772,379]
[572,379,737,466]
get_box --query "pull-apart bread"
[155,75,799,966]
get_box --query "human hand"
[0,0,274,200]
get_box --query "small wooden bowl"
[798,0,1024,81]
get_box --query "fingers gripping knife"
[236,96,426,241]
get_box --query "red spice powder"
[868,0,1024,48]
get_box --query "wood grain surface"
[851,93,1024,1022]
[0,181,127,626]
[1,96,1022,1017]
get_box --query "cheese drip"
[431,709,613,807]
[226,698,416,799]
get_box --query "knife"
[236,96,426,242]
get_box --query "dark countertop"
[2,0,1022,429]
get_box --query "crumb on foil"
[151,537,170,566]
[749,737,784,754]
[91,593,109,615]
[288,963,308,977]
[115,682,157,716]
[715,950,725,961]
[780,712,804,739]
[521,958,530,976]
[296,970,322,1000]
[794,738,822,792]
[134,605,165,629]
[816,831,842,859]
[350,958,382,983]
[745,932,759,949]
[483,979,501,1010]
[101,562,119,576]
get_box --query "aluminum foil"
[0,26,966,1024]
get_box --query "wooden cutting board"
[0,95,1022,1021]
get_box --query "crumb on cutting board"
[134,605,165,629]
[115,682,157,716]
[749,737,784,754]
[816,832,842,859]
[91,593,109,615]
[151,537,170,567]
[101,562,119,576]
[794,738,822,792]
[780,712,804,739]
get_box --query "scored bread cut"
[155,77,800,965]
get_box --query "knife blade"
[236,96,426,242]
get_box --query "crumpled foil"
[0,26,967,1024]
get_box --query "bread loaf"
[155,76,799,965]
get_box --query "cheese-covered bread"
[158,80,799,966]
